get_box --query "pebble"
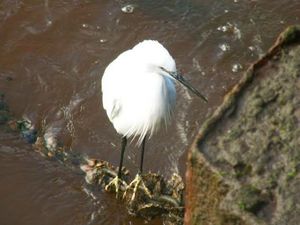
[121,4,135,14]
[219,43,230,52]
[21,129,37,144]
[232,63,243,73]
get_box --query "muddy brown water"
[0,1,299,225]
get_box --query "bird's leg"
[105,137,127,198]
[127,172,152,201]
[140,135,146,173]
[124,136,152,201]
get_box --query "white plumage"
[101,40,176,144]
[101,40,207,197]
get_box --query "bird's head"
[133,40,208,102]
[133,40,176,73]
[132,40,207,102]
[159,66,208,102]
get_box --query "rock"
[21,129,37,144]
[11,118,38,144]
[0,94,10,125]
[121,4,136,14]
[80,158,124,188]
[185,25,300,225]
[80,158,185,224]
[0,110,10,124]
[123,172,184,224]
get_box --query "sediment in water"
[0,95,185,224]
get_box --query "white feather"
[101,40,176,145]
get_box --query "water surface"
[0,1,299,224]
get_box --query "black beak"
[160,67,208,102]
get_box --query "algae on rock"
[186,26,300,225]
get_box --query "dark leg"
[139,136,146,173]
[124,135,152,201]
[118,136,127,177]
[105,136,128,196]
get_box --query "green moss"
[0,110,10,124]
[238,185,268,214]
[287,169,297,180]
[281,25,300,46]
[234,162,252,179]
[286,162,298,181]
[224,127,243,141]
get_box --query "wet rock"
[186,25,300,225]
[33,136,75,165]
[237,185,272,215]
[80,158,128,190]
[7,117,38,143]
[16,118,37,144]
[123,173,184,222]
[0,94,10,125]
[0,95,51,150]
[0,110,10,125]
[80,159,184,224]
[0,93,8,110]
[21,129,37,144]
[121,4,136,14]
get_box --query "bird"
[101,40,207,199]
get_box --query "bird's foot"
[123,173,152,202]
[105,176,127,198]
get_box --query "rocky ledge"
[185,26,300,225]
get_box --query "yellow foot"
[123,173,152,201]
[105,176,127,198]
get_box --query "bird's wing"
[102,73,123,122]
[101,50,132,122]
[110,99,121,120]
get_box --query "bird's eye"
[160,67,178,79]
[160,67,171,75]
[159,66,167,72]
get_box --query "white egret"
[101,40,207,198]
